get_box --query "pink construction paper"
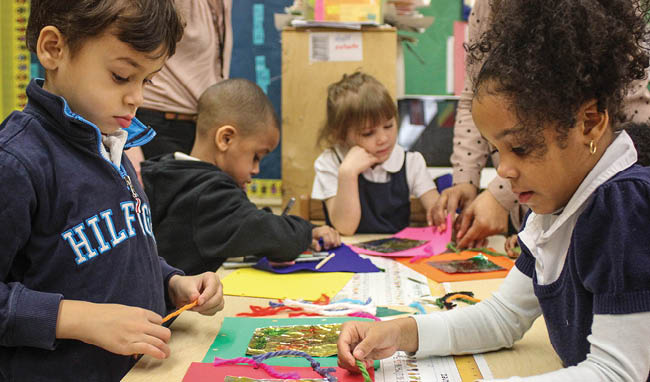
[183,363,373,382]
[314,0,325,21]
[349,214,452,257]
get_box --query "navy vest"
[325,152,410,233]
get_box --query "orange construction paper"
[396,250,514,282]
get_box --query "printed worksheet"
[334,256,430,306]
[376,352,462,382]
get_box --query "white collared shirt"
[311,144,436,200]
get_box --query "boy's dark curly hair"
[466,0,650,148]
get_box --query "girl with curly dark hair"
[431,0,650,253]
[336,1,650,380]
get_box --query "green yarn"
[355,360,372,382]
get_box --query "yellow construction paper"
[222,268,353,301]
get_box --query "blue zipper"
[61,100,143,212]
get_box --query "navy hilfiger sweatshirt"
[0,79,183,382]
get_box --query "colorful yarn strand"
[355,360,372,382]
[213,350,338,382]
[213,357,301,380]
[162,300,197,323]
[252,350,338,382]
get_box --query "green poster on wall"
[402,1,461,96]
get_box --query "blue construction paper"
[254,244,380,274]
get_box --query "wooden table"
[123,235,563,381]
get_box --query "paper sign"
[310,32,363,62]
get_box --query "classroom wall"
[230,0,292,180]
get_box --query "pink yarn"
[347,312,380,321]
[213,357,301,380]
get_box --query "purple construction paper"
[253,244,380,274]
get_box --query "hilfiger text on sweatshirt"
[61,200,154,265]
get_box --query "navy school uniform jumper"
[325,152,410,233]
[515,164,650,376]
[0,79,183,382]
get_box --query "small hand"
[504,234,521,258]
[339,146,380,177]
[455,190,508,248]
[168,273,224,316]
[312,225,341,250]
[431,183,478,231]
[56,300,171,360]
[268,260,296,267]
[337,318,418,372]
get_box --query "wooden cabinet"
[281,26,397,205]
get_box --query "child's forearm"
[328,170,362,235]
[56,299,93,342]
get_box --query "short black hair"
[624,123,650,166]
[27,0,184,58]
[467,0,650,148]
[196,78,278,138]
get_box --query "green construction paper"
[203,317,377,368]
[375,307,410,317]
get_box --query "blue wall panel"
[230,0,292,179]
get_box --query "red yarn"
[288,312,321,317]
[236,305,303,317]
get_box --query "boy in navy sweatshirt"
[141,79,340,275]
[0,1,224,381]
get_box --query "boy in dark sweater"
[142,79,340,275]
[0,1,224,381]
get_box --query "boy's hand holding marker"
[312,226,341,250]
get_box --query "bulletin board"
[1,0,30,120]
[401,1,462,95]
